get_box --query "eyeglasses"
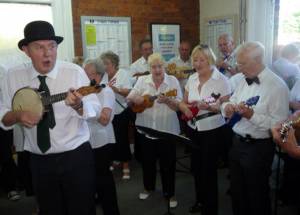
[199,44,209,49]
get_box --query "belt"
[191,112,219,125]
[234,134,271,144]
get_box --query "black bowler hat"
[18,20,63,50]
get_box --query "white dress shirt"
[222,67,289,138]
[273,58,300,89]
[101,68,132,115]
[229,73,244,93]
[217,51,237,78]
[290,79,300,102]
[128,73,182,135]
[0,60,101,154]
[185,67,231,131]
[130,56,149,77]
[88,87,116,149]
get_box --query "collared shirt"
[101,68,132,115]
[128,73,182,135]
[88,87,115,149]
[229,73,244,93]
[217,51,237,78]
[273,58,300,89]
[221,67,289,138]
[130,56,149,76]
[0,60,101,155]
[185,67,231,131]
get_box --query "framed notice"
[150,23,180,61]
[81,16,132,68]
[204,15,239,56]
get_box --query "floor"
[0,145,298,215]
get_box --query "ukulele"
[166,63,195,79]
[227,96,260,127]
[132,71,150,78]
[131,89,177,113]
[181,93,221,122]
[280,116,300,143]
[12,80,105,117]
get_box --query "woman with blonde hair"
[179,45,231,214]
[127,53,182,208]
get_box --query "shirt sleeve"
[249,84,290,128]
[77,68,102,120]
[0,72,14,130]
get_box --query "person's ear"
[22,45,30,57]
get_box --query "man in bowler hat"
[0,20,101,214]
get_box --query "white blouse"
[88,87,116,149]
[185,67,231,131]
[128,73,182,135]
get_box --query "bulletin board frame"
[150,23,181,61]
[204,15,239,56]
[81,16,132,68]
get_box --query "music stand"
[135,126,193,215]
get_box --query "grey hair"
[218,33,234,43]
[281,43,300,59]
[236,41,265,62]
[100,51,120,70]
[83,58,105,76]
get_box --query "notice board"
[81,16,132,68]
[204,15,238,55]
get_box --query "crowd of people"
[0,20,300,215]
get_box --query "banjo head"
[12,87,44,116]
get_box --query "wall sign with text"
[150,24,180,61]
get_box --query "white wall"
[199,0,240,42]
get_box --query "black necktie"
[37,75,56,153]
[245,77,260,85]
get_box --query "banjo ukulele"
[12,80,105,117]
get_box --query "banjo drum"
[12,87,44,117]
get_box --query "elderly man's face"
[179,42,191,61]
[236,52,257,78]
[141,42,153,60]
[218,38,234,56]
[23,40,57,74]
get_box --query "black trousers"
[0,128,18,193]
[94,144,120,215]
[112,109,132,162]
[17,151,34,196]
[30,142,96,215]
[229,135,274,215]
[139,135,176,198]
[189,127,220,215]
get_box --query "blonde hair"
[148,53,165,66]
[191,44,216,66]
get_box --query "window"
[0,0,74,69]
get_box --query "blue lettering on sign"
[159,34,175,41]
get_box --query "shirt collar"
[190,66,220,81]
[30,61,58,81]
[145,73,170,87]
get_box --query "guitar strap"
[191,112,219,126]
